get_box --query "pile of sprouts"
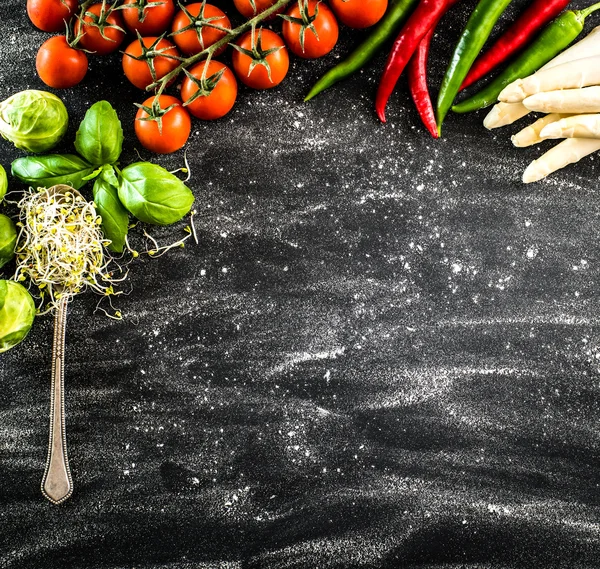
[13,185,124,314]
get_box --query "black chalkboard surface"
[1,0,600,567]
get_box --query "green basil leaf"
[81,166,103,182]
[11,154,96,190]
[102,163,119,188]
[75,101,123,166]
[118,162,194,226]
[93,166,129,253]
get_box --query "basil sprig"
[11,101,194,253]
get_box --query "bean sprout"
[13,185,124,313]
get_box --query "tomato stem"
[150,0,294,96]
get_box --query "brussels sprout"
[0,280,35,353]
[0,214,16,268]
[0,164,7,202]
[0,90,68,153]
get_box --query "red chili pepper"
[460,0,571,91]
[375,0,457,123]
[407,28,438,138]
[406,0,460,138]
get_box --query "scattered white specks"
[572,260,589,271]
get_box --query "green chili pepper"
[452,2,600,114]
[304,0,420,102]
[436,0,514,135]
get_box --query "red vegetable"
[406,0,460,138]
[75,3,126,55]
[135,95,191,154]
[460,0,571,91]
[407,28,438,138]
[36,36,88,89]
[27,0,78,32]
[375,0,457,123]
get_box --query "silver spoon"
[39,185,95,505]
[41,293,72,505]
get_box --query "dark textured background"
[1,0,600,567]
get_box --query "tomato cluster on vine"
[27,0,387,154]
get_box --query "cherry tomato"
[122,37,180,91]
[233,0,281,18]
[135,95,191,154]
[121,0,176,36]
[75,3,126,55]
[36,36,88,89]
[27,0,78,32]
[171,3,230,56]
[329,0,387,28]
[232,29,289,90]
[181,60,237,120]
[282,0,338,59]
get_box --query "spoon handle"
[41,296,73,505]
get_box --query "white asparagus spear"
[500,56,600,103]
[511,113,569,147]
[485,26,600,128]
[524,87,600,114]
[522,138,600,183]
[541,113,600,139]
[483,102,530,130]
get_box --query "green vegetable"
[0,90,68,153]
[0,280,36,353]
[0,214,17,268]
[118,163,194,226]
[0,164,7,202]
[453,3,600,114]
[75,101,124,166]
[11,99,194,250]
[93,166,129,253]
[305,0,420,101]
[436,0,513,134]
[12,154,96,190]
